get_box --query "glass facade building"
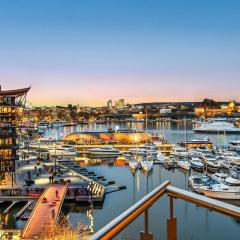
[0,86,30,183]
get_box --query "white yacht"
[87,146,121,157]
[211,172,229,183]
[159,155,175,169]
[129,144,158,157]
[194,121,240,134]
[129,160,139,171]
[156,151,165,162]
[51,120,65,128]
[188,175,216,194]
[170,147,188,157]
[140,161,153,172]
[57,145,79,154]
[229,140,240,151]
[204,155,221,172]
[216,154,231,169]
[202,166,240,199]
[47,147,79,156]
[28,137,63,149]
[177,159,191,170]
[221,151,240,165]
[189,148,212,159]
[190,157,204,172]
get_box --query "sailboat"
[129,160,139,171]
[177,117,191,171]
[141,160,153,172]
[140,105,154,174]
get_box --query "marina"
[1,121,240,239]
[1,2,240,238]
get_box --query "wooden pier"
[58,161,105,201]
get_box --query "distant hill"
[197,99,222,109]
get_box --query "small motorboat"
[197,165,240,199]
[177,159,191,171]
[160,156,175,169]
[156,151,165,162]
[129,160,139,171]
[188,175,217,194]
[170,146,189,157]
[204,155,221,173]
[190,158,204,172]
[202,183,240,200]
[87,146,121,158]
[211,172,229,183]
[140,161,153,172]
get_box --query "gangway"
[21,183,68,239]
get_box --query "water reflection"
[45,121,240,147]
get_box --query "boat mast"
[185,116,187,144]
[145,105,148,133]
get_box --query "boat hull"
[140,162,153,172]
[88,152,121,158]
[190,164,204,172]
[129,161,139,171]
[202,189,240,199]
[194,129,240,134]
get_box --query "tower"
[0,86,30,185]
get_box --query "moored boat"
[129,161,139,171]
[177,159,191,171]
[202,166,240,199]
[204,155,221,173]
[171,147,188,157]
[190,157,204,172]
[188,175,216,194]
[194,121,240,134]
[87,146,121,158]
[140,161,153,172]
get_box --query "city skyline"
[1,0,240,106]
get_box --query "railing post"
[167,196,177,240]
[140,209,153,240]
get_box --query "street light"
[87,181,94,234]
[53,130,58,175]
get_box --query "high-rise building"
[0,86,30,185]
[107,99,112,109]
[115,99,125,109]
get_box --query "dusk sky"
[0,0,240,106]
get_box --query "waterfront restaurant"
[64,129,152,145]
[0,86,30,185]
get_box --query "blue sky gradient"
[0,0,240,106]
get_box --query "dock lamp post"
[53,130,58,175]
[87,181,94,235]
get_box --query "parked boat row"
[189,165,240,199]
[128,159,153,174]
[169,142,240,173]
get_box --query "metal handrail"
[91,181,240,240]
[167,186,240,219]
[91,181,171,240]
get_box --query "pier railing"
[91,181,240,240]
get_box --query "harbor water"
[3,121,240,239]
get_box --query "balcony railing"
[91,181,240,240]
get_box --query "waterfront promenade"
[21,183,68,239]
